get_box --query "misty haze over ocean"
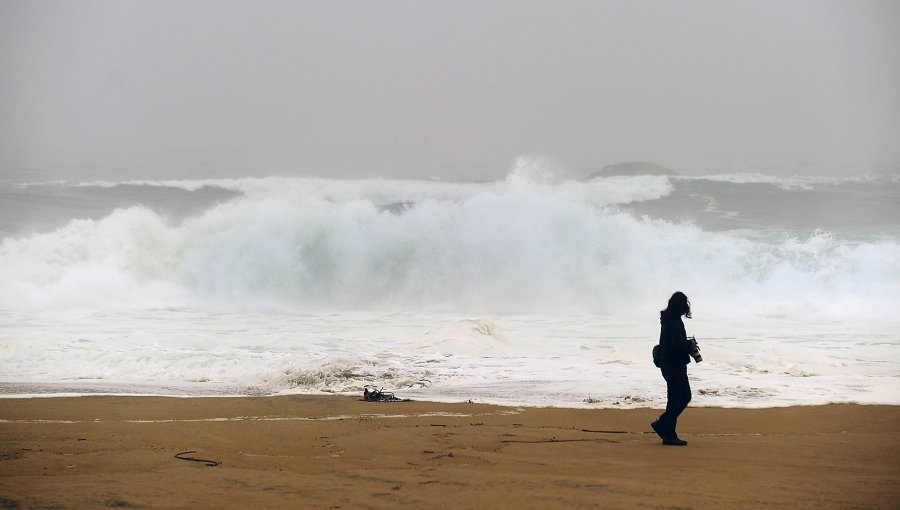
[0,1,898,406]
[1,1,898,181]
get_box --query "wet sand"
[1,397,897,509]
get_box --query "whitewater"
[1,162,898,407]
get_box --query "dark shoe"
[662,436,688,446]
[650,421,666,439]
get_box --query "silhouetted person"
[651,291,698,446]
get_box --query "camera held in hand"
[688,336,702,363]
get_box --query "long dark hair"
[661,291,691,320]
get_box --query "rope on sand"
[174,451,221,467]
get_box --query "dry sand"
[1,396,897,509]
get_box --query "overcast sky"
[1,0,898,180]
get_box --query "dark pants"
[658,365,691,438]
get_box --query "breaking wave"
[1,164,898,319]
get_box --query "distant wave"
[676,172,900,190]
[60,175,674,207]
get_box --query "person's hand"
[690,338,698,348]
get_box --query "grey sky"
[1,0,898,180]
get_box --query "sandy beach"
[0,397,897,509]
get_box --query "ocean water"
[1,162,898,408]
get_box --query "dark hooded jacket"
[657,313,692,367]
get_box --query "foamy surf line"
[1,311,898,409]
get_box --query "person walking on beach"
[651,291,698,446]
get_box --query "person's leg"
[668,366,691,436]
[657,366,691,438]
[655,368,677,437]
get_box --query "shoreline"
[1,396,898,509]
[2,382,897,409]
[1,390,897,410]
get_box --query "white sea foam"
[1,310,897,408]
[1,166,898,407]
